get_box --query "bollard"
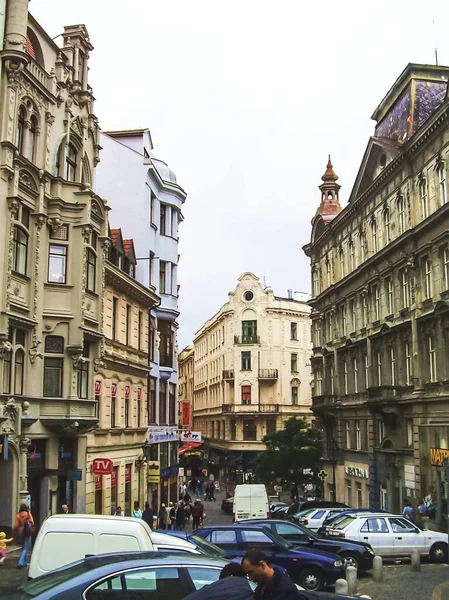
[411,549,421,571]
[346,565,358,595]
[335,578,349,594]
[372,555,383,582]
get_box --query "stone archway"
[0,441,19,535]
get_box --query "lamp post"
[328,438,339,502]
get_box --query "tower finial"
[322,155,339,182]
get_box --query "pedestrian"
[169,501,177,530]
[180,482,187,499]
[191,499,203,529]
[183,562,253,600]
[132,500,143,519]
[184,491,192,505]
[13,503,35,569]
[241,549,306,600]
[209,482,216,501]
[0,531,13,566]
[114,506,124,516]
[418,499,429,529]
[291,485,298,502]
[61,504,70,514]
[176,502,186,531]
[142,502,154,530]
[158,503,168,529]
[403,499,416,523]
[197,480,203,498]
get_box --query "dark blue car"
[193,525,345,591]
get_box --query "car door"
[206,529,239,557]
[358,518,395,557]
[388,517,425,555]
[274,522,310,547]
[239,529,281,566]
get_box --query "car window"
[311,510,326,519]
[296,508,315,518]
[185,566,221,590]
[360,518,388,533]
[210,530,238,547]
[332,516,357,530]
[389,518,418,533]
[188,535,225,558]
[276,523,307,539]
[240,530,274,550]
[20,561,91,596]
[86,567,182,600]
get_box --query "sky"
[32,0,449,348]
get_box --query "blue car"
[193,524,345,591]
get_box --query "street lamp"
[328,438,339,501]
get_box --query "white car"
[292,507,348,531]
[327,513,448,562]
[152,531,202,553]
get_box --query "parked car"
[155,530,228,559]
[326,513,449,562]
[271,505,290,519]
[286,500,348,518]
[235,519,375,571]
[293,508,348,531]
[221,496,233,514]
[317,509,388,536]
[270,501,288,517]
[193,524,345,591]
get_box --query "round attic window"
[244,291,254,301]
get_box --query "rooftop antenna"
[433,19,439,66]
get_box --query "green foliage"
[255,417,323,485]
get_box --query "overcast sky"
[33,0,449,348]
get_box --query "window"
[126,304,131,346]
[383,208,391,243]
[312,269,319,296]
[30,115,38,162]
[65,144,77,181]
[230,419,236,440]
[159,261,166,294]
[339,249,345,278]
[353,358,358,393]
[439,164,447,205]
[356,421,361,450]
[350,299,356,332]
[291,353,298,372]
[360,232,366,263]
[242,320,257,343]
[343,360,348,394]
[86,567,182,598]
[328,312,333,341]
[125,397,129,427]
[241,530,274,550]
[390,347,396,386]
[243,420,257,441]
[406,419,413,447]
[378,419,386,445]
[340,304,346,336]
[372,284,380,321]
[209,530,237,547]
[16,106,25,152]
[386,277,393,315]
[356,482,363,508]
[326,259,331,286]
[291,322,298,340]
[389,517,417,534]
[313,321,321,347]
[371,220,378,253]
[315,369,323,395]
[13,349,24,395]
[330,365,334,395]
[148,376,156,424]
[13,226,28,275]
[160,204,167,235]
[401,269,411,308]
[362,295,367,328]
[43,357,63,397]
[138,311,143,351]
[266,419,276,436]
[443,248,449,290]
[360,518,388,533]
[186,567,222,591]
[419,179,428,219]
[348,240,355,272]
[423,258,432,299]
[111,394,116,427]
[112,297,118,340]
[365,354,369,389]
[241,351,251,371]
[159,380,167,424]
[241,385,251,405]
[405,342,412,385]
[345,421,351,449]
[429,336,437,382]
[150,192,155,225]
[48,244,67,284]
[346,480,352,506]
[86,249,96,292]
[291,386,298,405]
[377,351,382,386]
[397,196,405,235]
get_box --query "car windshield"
[331,516,357,530]
[188,535,226,558]
[19,560,91,597]
[294,508,315,519]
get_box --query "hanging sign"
[92,458,114,475]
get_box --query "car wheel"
[340,552,359,571]
[430,542,448,563]
[297,568,323,591]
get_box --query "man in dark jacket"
[142,502,154,530]
[241,549,306,600]
[184,562,253,600]
[175,502,186,530]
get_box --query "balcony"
[160,354,173,369]
[312,395,338,410]
[222,370,235,380]
[222,403,279,414]
[258,369,278,380]
[234,335,260,345]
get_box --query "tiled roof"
[110,228,121,246]
[123,239,134,256]
[26,35,36,59]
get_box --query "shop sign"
[111,467,118,488]
[178,467,185,477]
[430,447,449,467]
[95,380,102,395]
[125,385,130,399]
[0,435,8,461]
[95,474,102,491]
[145,426,178,445]
[92,458,113,475]
[181,402,191,427]
[125,465,132,484]
[185,450,203,457]
[67,469,82,481]
[345,465,369,478]
[111,383,117,397]
[180,430,202,443]
[148,460,160,484]
[161,465,178,479]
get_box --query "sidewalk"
[0,546,28,593]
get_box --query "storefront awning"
[178,442,202,455]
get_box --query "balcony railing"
[258,369,278,380]
[222,370,235,380]
[234,335,260,345]
[312,395,338,409]
[222,403,279,413]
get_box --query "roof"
[110,228,120,246]
[123,239,133,256]
[104,128,148,137]
[25,35,36,59]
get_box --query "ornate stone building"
[191,273,312,483]
[304,64,449,526]
[0,3,108,533]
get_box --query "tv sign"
[92,458,113,475]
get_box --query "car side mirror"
[308,536,315,544]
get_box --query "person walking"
[175,502,186,531]
[114,506,124,516]
[0,531,14,566]
[209,482,216,501]
[158,503,168,529]
[13,504,34,569]
[241,549,307,600]
[132,501,143,519]
[191,499,203,530]
[142,502,154,530]
[169,502,177,530]
[403,499,416,523]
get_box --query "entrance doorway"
[0,443,18,535]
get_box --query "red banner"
[92,458,113,475]
[182,402,191,427]
[111,383,117,397]
[95,474,102,491]
[137,388,142,400]
[95,380,102,395]
[125,464,132,484]
[125,385,130,399]
[111,466,118,488]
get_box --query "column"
[411,313,422,389]
[18,437,30,504]
[46,437,59,516]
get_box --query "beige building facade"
[0,3,108,533]
[304,64,449,525]
[191,273,312,483]
[178,345,194,430]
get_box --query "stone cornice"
[105,262,159,307]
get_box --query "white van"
[233,484,270,522]
[29,514,198,579]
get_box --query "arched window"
[438,164,447,206]
[65,144,77,181]
[16,106,26,153]
[383,207,391,243]
[13,225,28,275]
[419,179,428,219]
[29,115,38,163]
[397,196,405,235]
[86,249,96,292]
[371,220,378,253]
[14,349,24,395]
[348,240,355,272]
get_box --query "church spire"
[312,155,342,224]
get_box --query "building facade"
[191,273,312,483]
[86,229,158,515]
[178,345,194,430]
[304,64,449,527]
[0,3,108,533]
[95,129,187,505]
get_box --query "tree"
[255,417,323,487]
